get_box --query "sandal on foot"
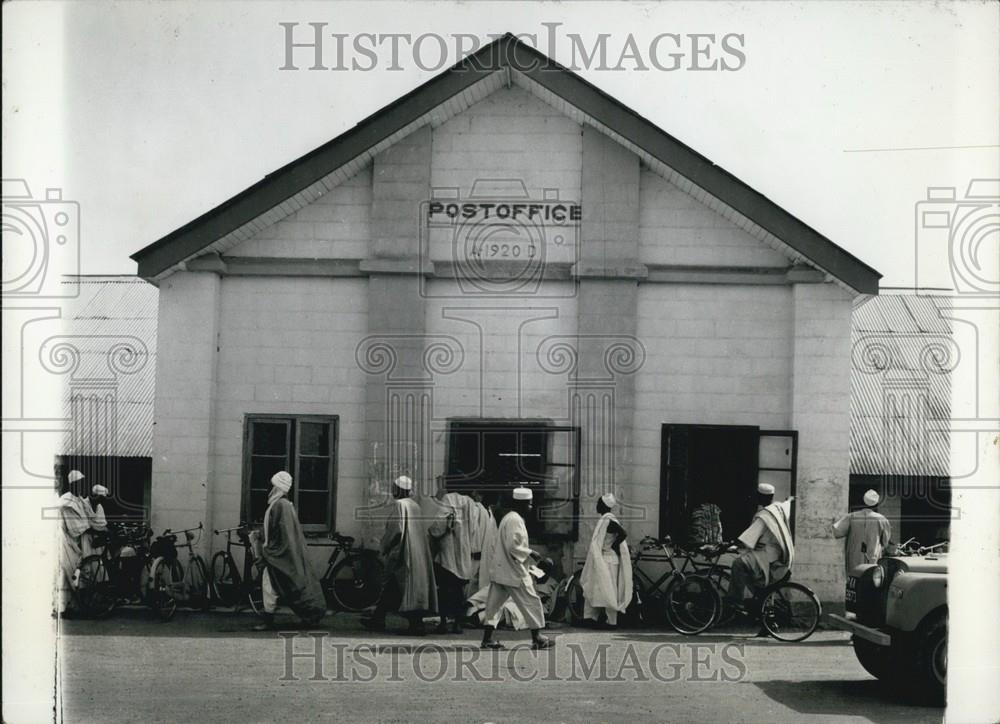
[480,640,505,650]
[531,637,555,650]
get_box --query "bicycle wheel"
[76,555,116,619]
[149,557,182,621]
[327,552,384,612]
[760,581,821,642]
[210,552,240,607]
[247,576,265,616]
[665,575,719,635]
[565,572,586,624]
[187,556,211,610]
[711,570,737,626]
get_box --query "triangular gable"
[131,34,880,293]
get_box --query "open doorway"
[659,424,797,542]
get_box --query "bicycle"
[563,535,718,632]
[210,524,263,614]
[310,532,384,613]
[683,541,822,642]
[75,522,153,618]
[148,523,210,621]
[672,542,736,625]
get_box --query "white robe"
[737,499,795,586]
[580,512,633,615]
[81,498,108,557]
[467,502,498,592]
[56,493,91,612]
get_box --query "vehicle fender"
[885,572,947,632]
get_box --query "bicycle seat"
[331,532,355,546]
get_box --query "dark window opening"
[849,474,951,544]
[660,424,797,543]
[242,415,338,532]
[445,419,580,540]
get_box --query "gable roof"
[131,33,881,293]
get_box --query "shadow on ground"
[754,678,944,722]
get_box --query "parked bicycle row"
[61,471,820,643]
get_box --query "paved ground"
[58,610,943,723]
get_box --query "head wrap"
[513,486,533,501]
[394,475,413,491]
[757,483,775,495]
[91,484,109,496]
[600,493,617,509]
[863,489,880,507]
[68,470,85,484]
[271,471,293,493]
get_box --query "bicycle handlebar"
[214,524,248,535]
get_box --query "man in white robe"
[56,470,92,615]
[363,476,438,635]
[581,493,633,628]
[726,484,795,612]
[832,489,892,574]
[480,487,553,650]
[427,479,474,633]
[81,484,109,557]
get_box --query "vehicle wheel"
[187,556,211,610]
[760,582,821,642]
[210,552,240,607]
[76,555,116,619]
[852,636,891,680]
[327,552,384,612]
[913,613,947,705]
[150,558,182,621]
[665,575,720,635]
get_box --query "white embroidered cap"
[91,484,109,496]
[600,493,617,508]
[512,486,533,501]
[394,475,413,491]
[757,482,775,495]
[863,489,880,507]
[68,470,85,483]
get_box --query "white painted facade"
[149,86,858,603]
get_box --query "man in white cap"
[480,486,553,650]
[725,483,795,621]
[81,484,110,557]
[252,471,326,630]
[56,470,92,616]
[581,493,632,629]
[363,475,437,635]
[832,489,892,574]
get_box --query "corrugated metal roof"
[851,294,952,476]
[59,276,157,457]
